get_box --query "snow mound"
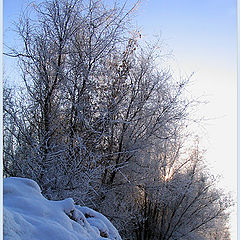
[3,177,122,240]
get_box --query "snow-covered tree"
[4,0,189,201]
[3,0,136,201]
[3,0,232,239]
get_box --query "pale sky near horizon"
[3,0,237,238]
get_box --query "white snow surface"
[3,177,122,240]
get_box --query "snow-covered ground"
[3,177,122,240]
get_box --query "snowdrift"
[3,177,122,240]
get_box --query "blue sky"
[3,0,237,73]
[3,0,237,238]
[135,0,236,67]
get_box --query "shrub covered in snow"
[3,177,122,240]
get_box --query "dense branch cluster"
[3,0,232,239]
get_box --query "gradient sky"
[131,0,237,183]
[133,1,237,238]
[3,0,237,238]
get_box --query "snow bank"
[3,177,122,240]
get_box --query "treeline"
[3,0,232,239]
